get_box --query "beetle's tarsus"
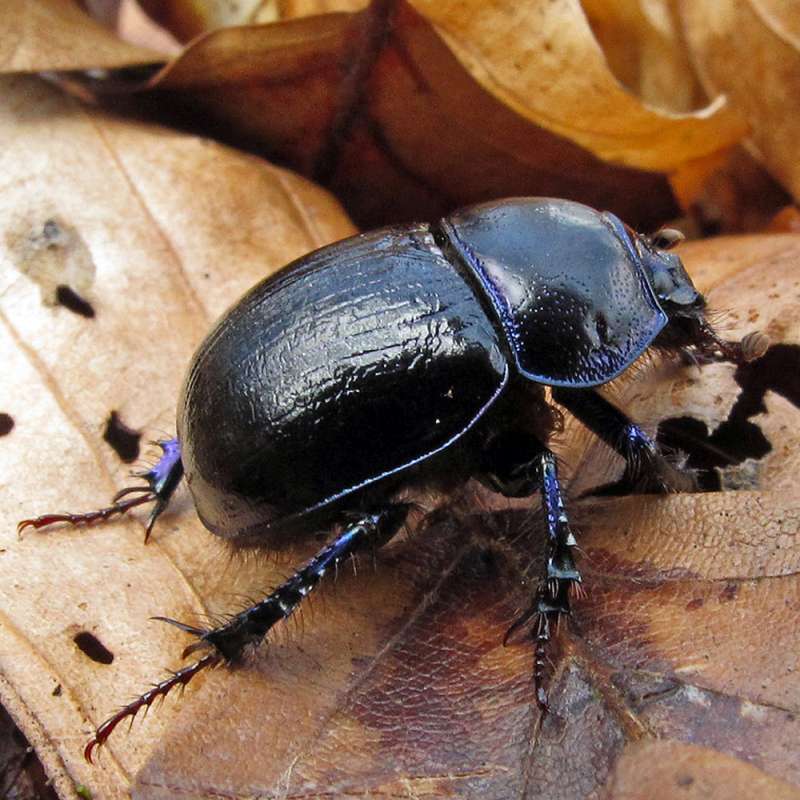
[83,652,221,763]
[151,616,208,638]
[17,437,183,542]
[17,493,155,537]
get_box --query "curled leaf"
[0,0,162,72]
[680,0,800,202]
[0,1,748,229]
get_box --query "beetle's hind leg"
[18,436,183,542]
[505,449,581,710]
[83,503,409,761]
[552,388,696,493]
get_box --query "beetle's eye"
[649,228,685,250]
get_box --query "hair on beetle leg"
[569,580,587,602]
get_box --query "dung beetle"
[19,197,761,762]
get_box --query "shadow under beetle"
[19,197,762,762]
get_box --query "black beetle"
[19,197,759,761]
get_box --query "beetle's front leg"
[18,437,184,542]
[551,387,696,493]
[83,503,409,761]
[506,450,580,709]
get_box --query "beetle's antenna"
[84,652,221,763]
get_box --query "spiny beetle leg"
[193,504,409,661]
[83,503,409,761]
[552,387,696,493]
[18,437,183,543]
[506,450,580,710]
[84,653,221,763]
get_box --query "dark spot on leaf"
[0,413,14,436]
[618,673,681,707]
[103,411,141,463]
[52,683,62,697]
[73,632,114,665]
[55,284,95,318]
[719,582,738,602]
[685,597,703,611]
[676,773,695,787]
[465,544,500,579]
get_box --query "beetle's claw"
[503,607,537,646]
[182,639,216,659]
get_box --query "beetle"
[19,197,760,762]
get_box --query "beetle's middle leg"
[83,503,409,761]
[551,387,696,492]
[502,448,581,709]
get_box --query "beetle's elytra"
[19,197,762,761]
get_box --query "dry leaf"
[670,147,792,235]
[0,73,353,800]
[128,0,743,169]
[2,69,799,799]
[145,0,744,229]
[0,0,163,72]
[0,1,746,230]
[135,0,369,40]
[607,740,800,800]
[580,0,705,112]
[680,0,800,203]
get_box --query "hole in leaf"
[73,632,114,664]
[55,284,95,318]
[0,413,14,436]
[103,411,141,463]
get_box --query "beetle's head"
[604,213,764,365]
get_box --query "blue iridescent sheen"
[200,508,406,661]
[147,437,182,494]
[442,198,668,387]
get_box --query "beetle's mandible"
[19,197,763,762]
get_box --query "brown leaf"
[0,73,353,799]
[679,0,800,203]
[2,70,799,800]
[0,0,163,72]
[607,740,800,800]
[135,0,370,42]
[579,0,706,112]
[143,0,744,229]
[1,1,746,230]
